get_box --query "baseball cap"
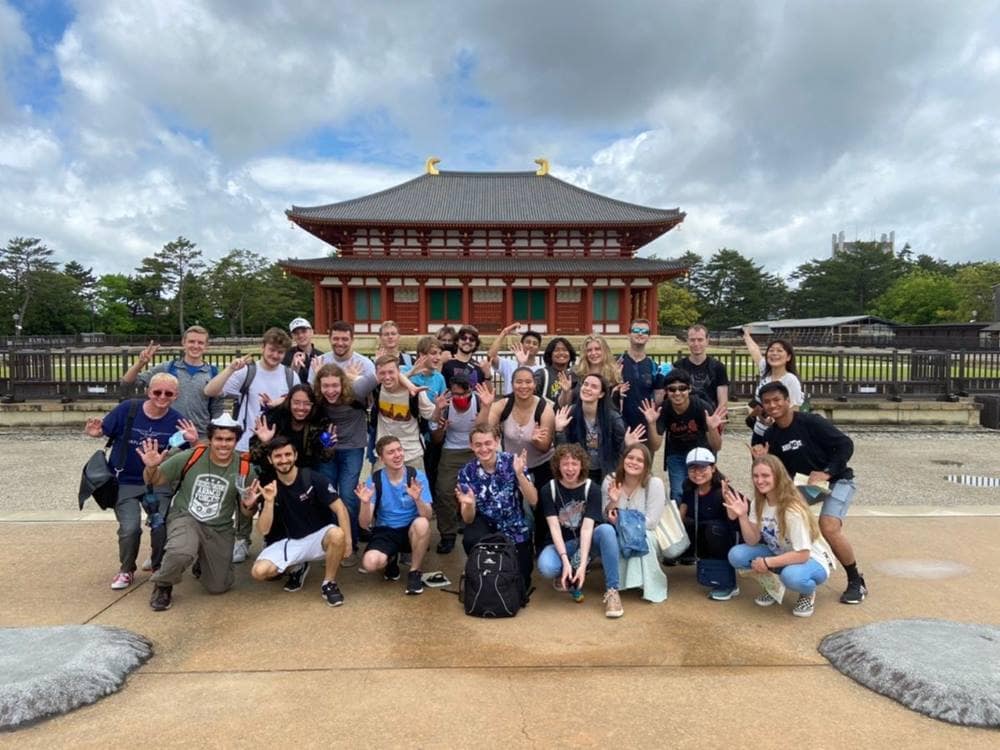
[685,447,716,467]
[288,317,312,332]
[209,414,244,435]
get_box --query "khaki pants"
[151,514,235,595]
[435,448,472,539]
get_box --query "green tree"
[873,270,958,324]
[94,274,139,334]
[698,249,787,330]
[0,237,57,334]
[657,282,701,330]
[243,264,314,333]
[208,249,270,335]
[952,262,1000,322]
[20,269,92,334]
[788,242,908,317]
[158,237,205,335]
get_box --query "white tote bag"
[655,499,690,559]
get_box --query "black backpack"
[459,533,526,618]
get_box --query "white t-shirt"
[757,358,803,405]
[495,357,542,396]
[750,498,836,572]
[224,365,301,451]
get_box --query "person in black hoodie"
[751,381,867,606]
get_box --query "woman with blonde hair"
[723,454,835,617]
[601,443,668,603]
[559,335,621,407]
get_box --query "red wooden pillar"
[583,282,594,334]
[343,283,354,327]
[648,283,660,335]
[622,282,633,330]
[546,279,558,334]
[503,278,514,324]
[461,281,471,324]
[313,279,327,333]
[417,280,427,333]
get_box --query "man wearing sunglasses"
[84,373,197,591]
[619,318,666,434]
[642,369,726,504]
[441,325,492,390]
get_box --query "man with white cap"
[284,317,324,383]
[139,414,258,612]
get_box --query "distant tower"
[832,230,894,256]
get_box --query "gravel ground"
[2,424,998,513]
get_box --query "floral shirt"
[456,452,530,544]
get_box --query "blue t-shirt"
[102,400,183,486]
[366,468,432,529]
[404,370,447,401]
[619,353,665,430]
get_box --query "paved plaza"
[1,425,999,747]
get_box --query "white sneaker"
[141,558,153,572]
[232,538,250,563]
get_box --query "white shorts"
[255,524,336,573]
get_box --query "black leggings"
[462,515,534,592]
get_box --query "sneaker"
[141,558,153,572]
[232,538,249,563]
[793,592,816,617]
[754,592,777,607]
[406,569,424,595]
[321,580,344,607]
[283,562,310,592]
[340,552,358,568]
[840,576,868,605]
[436,536,456,555]
[110,572,133,590]
[552,578,568,592]
[150,584,172,611]
[383,556,401,582]
[569,588,585,603]
[709,586,740,601]
[603,588,624,618]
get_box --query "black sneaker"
[150,584,172,611]
[283,562,310,592]
[840,576,868,604]
[384,556,400,581]
[436,536,456,554]
[406,569,424,595]
[321,580,344,607]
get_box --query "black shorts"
[366,525,413,558]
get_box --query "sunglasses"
[666,385,689,393]
[631,327,650,335]
[458,334,477,342]
[150,389,176,398]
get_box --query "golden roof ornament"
[425,157,441,175]
[534,158,550,176]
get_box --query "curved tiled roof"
[287,171,684,227]
[281,256,686,277]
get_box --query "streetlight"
[2,313,23,403]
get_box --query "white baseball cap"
[209,414,244,434]
[289,317,312,332]
[685,447,716,467]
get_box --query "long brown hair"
[313,363,355,405]
[751,455,820,542]
[613,443,652,488]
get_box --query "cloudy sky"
[1,0,998,277]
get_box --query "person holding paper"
[751,382,867,606]
[723,455,836,617]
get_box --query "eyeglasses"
[458,334,477,342]
[630,327,650,335]
[150,390,176,398]
[666,385,689,393]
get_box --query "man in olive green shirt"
[140,415,258,611]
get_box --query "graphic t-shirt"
[441,359,487,389]
[749,498,836,572]
[538,480,602,540]
[102,400,183,485]
[656,397,711,456]
[158,448,257,531]
[373,388,437,462]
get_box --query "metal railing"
[2,346,999,402]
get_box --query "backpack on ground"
[459,533,526,618]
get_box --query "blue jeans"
[318,447,365,551]
[665,452,687,501]
[728,543,829,594]
[536,523,620,590]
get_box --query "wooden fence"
[2,346,999,402]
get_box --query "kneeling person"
[250,437,351,607]
[357,436,432,595]
[140,415,257,611]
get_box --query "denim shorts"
[814,478,856,520]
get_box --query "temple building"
[281,159,686,335]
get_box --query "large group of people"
[85,318,866,619]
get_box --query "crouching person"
[724,455,836,618]
[357,436,432,596]
[250,437,350,607]
[139,415,257,611]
